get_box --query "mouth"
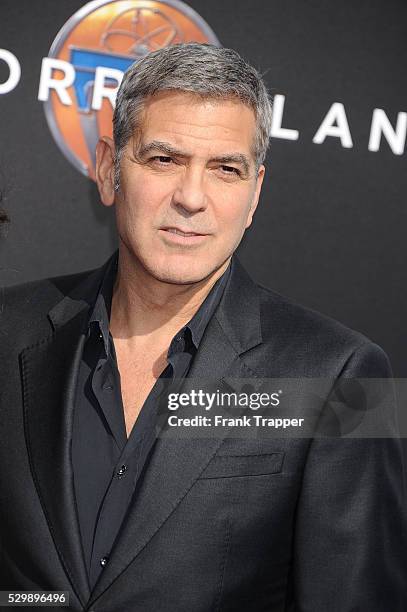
[162,227,206,237]
[159,226,209,246]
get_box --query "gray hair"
[112,43,273,189]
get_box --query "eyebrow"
[137,140,251,175]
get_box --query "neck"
[110,246,230,342]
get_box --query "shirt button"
[100,556,109,567]
[117,464,127,478]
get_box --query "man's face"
[97,90,265,284]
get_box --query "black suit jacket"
[0,254,405,611]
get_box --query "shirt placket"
[88,335,173,585]
[88,342,145,585]
[89,430,144,586]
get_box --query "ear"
[95,136,116,207]
[245,164,265,229]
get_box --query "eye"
[220,165,241,176]
[151,155,173,164]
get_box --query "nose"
[172,165,207,214]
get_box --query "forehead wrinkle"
[143,108,253,141]
[148,124,245,144]
[137,91,257,154]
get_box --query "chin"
[146,255,222,286]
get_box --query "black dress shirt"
[72,253,230,588]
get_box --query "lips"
[159,226,209,246]
[162,227,206,237]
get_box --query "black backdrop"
[0,0,406,377]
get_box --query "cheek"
[119,179,170,224]
[212,189,253,229]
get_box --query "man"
[0,43,405,611]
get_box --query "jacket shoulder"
[2,269,92,309]
[258,283,366,342]
[255,283,388,377]
[0,268,94,335]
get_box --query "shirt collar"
[88,252,118,356]
[186,263,231,349]
[87,252,231,355]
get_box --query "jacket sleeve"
[289,342,407,611]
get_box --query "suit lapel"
[21,258,114,607]
[89,257,263,604]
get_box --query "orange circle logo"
[42,0,220,180]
